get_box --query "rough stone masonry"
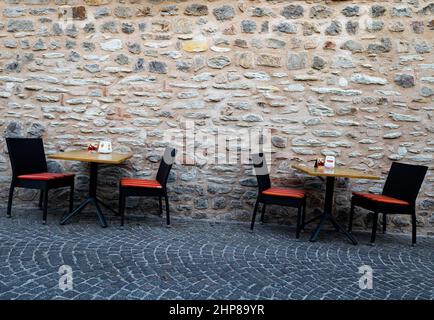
[0,0,433,234]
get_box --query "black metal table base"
[97,197,119,216]
[309,213,358,245]
[306,176,358,245]
[60,162,116,228]
[302,214,321,227]
[60,197,108,228]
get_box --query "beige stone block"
[84,0,112,5]
[182,40,208,53]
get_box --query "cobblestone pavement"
[1,207,433,300]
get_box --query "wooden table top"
[48,150,133,164]
[292,164,381,180]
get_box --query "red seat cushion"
[120,178,162,189]
[262,187,305,199]
[18,172,74,181]
[352,192,409,206]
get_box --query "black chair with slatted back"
[349,162,428,245]
[251,153,307,238]
[6,138,75,224]
[119,147,176,226]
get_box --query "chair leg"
[302,198,306,230]
[250,199,259,231]
[348,200,355,233]
[7,183,14,218]
[296,205,302,239]
[39,190,44,209]
[370,211,379,245]
[260,203,266,223]
[158,196,163,216]
[119,189,126,226]
[411,212,417,246]
[42,189,48,224]
[69,183,74,214]
[164,194,170,226]
[382,213,387,234]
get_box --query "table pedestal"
[305,177,358,245]
[60,162,117,228]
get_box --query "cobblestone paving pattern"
[0,208,433,300]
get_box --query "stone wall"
[0,0,433,233]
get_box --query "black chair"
[119,147,176,226]
[349,162,428,245]
[251,153,307,238]
[6,138,75,224]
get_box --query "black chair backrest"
[6,138,48,178]
[252,153,271,193]
[382,162,428,204]
[156,147,176,187]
